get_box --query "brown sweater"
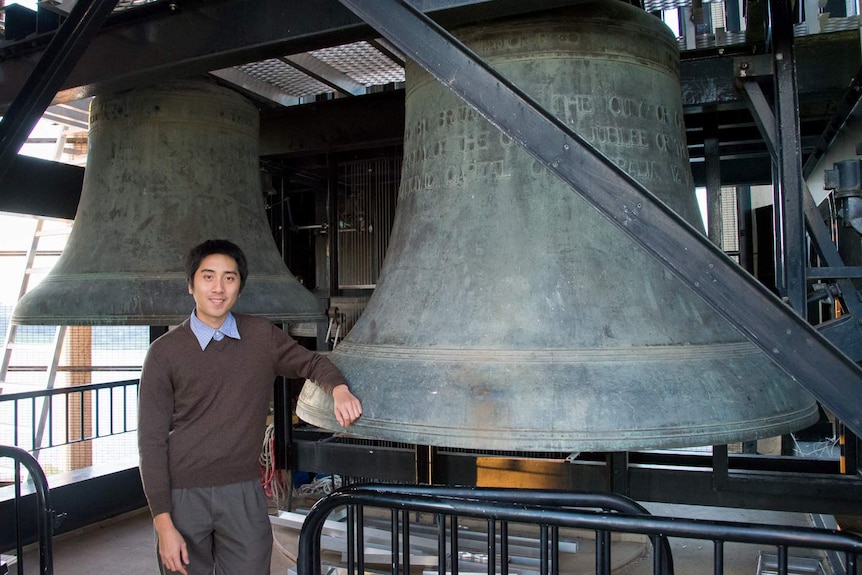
[138,314,344,516]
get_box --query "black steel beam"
[259,90,405,157]
[0,1,854,113]
[293,439,417,482]
[682,34,857,187]
[0,155,83,219]
[286,440,862,515]
[737,75,846,274]
[337,0,862,437]
[626,464,862,515]
[679,31,859,110]
[464,452,862,515]
[0,0,118,184]
[0,0,582,113]
[279,53,366,97]
[689,156,773,186]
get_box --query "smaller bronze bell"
[13,78,323,326]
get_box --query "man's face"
[188,253,241,328]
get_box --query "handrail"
[0,379,139,402]
[297,484,862,575]
[0,445,53,575]
[0,379,139,451]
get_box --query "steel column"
[771,0,807,316]
[705,129,724,247]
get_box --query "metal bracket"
[734,54,774,79]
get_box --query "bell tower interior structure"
[2,0,862,560]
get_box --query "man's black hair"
[185,239,249,293]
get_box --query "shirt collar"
[189,310,241,350]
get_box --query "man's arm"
[138,345,176,517]
[269,322,363,425]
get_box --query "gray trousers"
[156,480,272,575]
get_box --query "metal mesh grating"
[337,155,401,289]
[721,186,740,257]
[310,41,405,87]
[113,0,159,12]
[821,15,860,32]
[237,58,334,98]
[644,0,692,12]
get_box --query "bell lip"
[11,273,325,326]
[297,379,819,452]
[294,340,821,452]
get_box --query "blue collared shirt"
[189,310,241,350]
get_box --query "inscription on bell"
[445,160,511,186]
[552,94,595,120]
[608,96,674,125]
[476,31,582,54]
[439,106,481,127]
[614,158,661,180]
[589,126,649,149]
[655,133,688,158]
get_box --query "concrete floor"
[12,508,295,575]
[9,501,829,575]
[638,502,821,575]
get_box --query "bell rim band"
[332,340,768,363]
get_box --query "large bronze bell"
[297,2,818,451]
[12,78,323,326]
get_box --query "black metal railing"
[298,484,673,575]
[0,379,138,453]
[297,484,862,575]
[0,445,53,575]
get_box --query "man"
[138,239,362,575]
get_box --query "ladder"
[0,126,73,389]
[0,217,70,455]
